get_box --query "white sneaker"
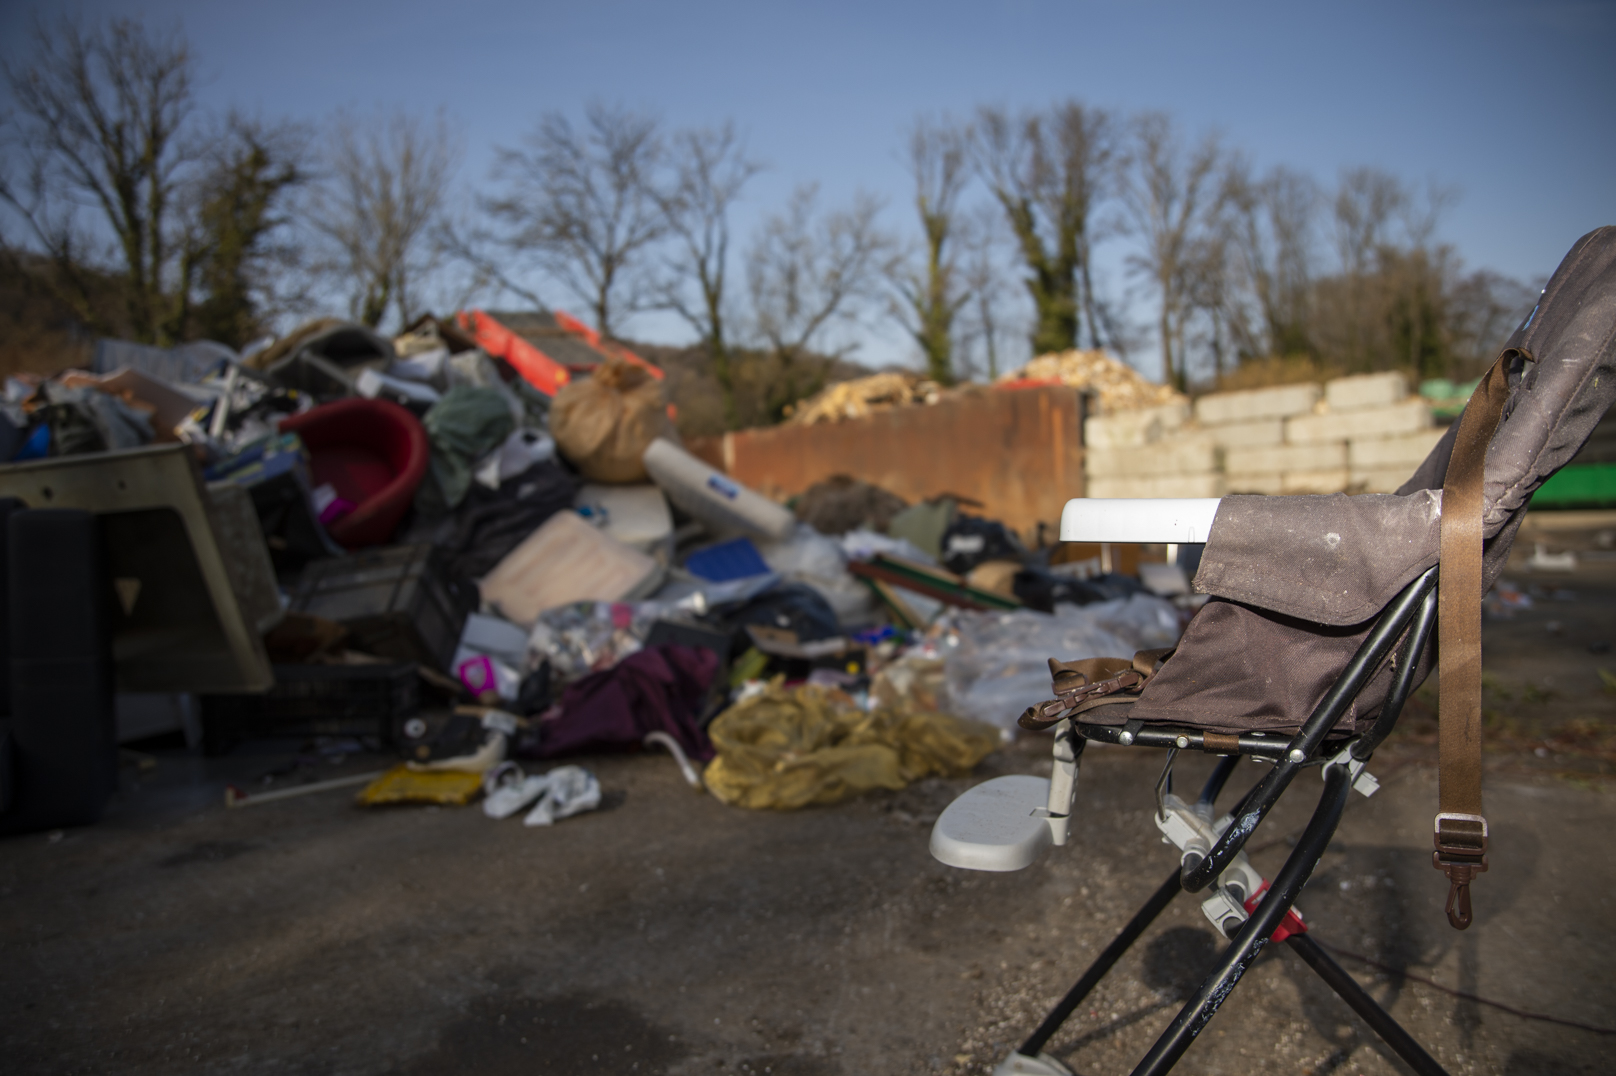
[484,771,550,820]
[523,766,601,826]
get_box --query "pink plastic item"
[457,655,497,695]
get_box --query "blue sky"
[3,0,1613,376]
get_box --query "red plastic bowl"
[279,397,429,549]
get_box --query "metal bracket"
[1322,744,1380,798]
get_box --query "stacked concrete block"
[1082,401,1190,449]
[1225,441,1346,476]
[1083,400,1223,498]
[1205,419,1284,449]
[1087,473,1228,499]
[1286,398,1430,445]
[1087,435,1219,479]
[1194,383,1320,425]
[1082,373,1439,501]
[1326,371,1408,412]
[1197,384,1329,494]
[1348,426,1447,492]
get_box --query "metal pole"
[1284,933,1450,1076]
[1130,764,1353,1076]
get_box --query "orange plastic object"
[553,309,664,380]
[457,309,572,396]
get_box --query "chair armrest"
[1060,498,1221,544]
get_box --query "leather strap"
[1020,649,1177,731]
[1434,348,1520,929]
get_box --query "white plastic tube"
[1059,498,1222,544]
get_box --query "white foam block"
[1060,498,1221,543]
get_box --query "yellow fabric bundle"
[703,681,999,810]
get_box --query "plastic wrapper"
[524,600,670,684]
[702,681,998,810]
[839,528,936,566]
[757,522,873,626]
[942,594,1183,731]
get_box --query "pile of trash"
[999,349,1186,414]
[785,372,947,426]
[0,308,1204,830]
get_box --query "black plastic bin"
[201,661,419,752]
[290,544,475,672]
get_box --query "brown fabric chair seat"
[1128,226,1616,735]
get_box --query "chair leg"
[1016,867,1185,1058]
[1128,763,1354,1076]
[1284,934,1450,1076]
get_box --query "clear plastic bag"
[943,594,1182,731]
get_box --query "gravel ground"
[2,560,1612,1076]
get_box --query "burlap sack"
[549,358,673,483]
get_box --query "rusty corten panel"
[685,385,1086,537]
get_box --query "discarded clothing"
[415,386,518,517]
[519,644,719,762]
[702,681,999,810]
[720,582,841,644]
[438,458,582,580]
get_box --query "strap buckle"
[1432,813,1489,930]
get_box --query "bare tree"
[0,15,200,344]
[1332,167,1405,277]
[306,109,454,330]
[484,103,666,338]
[974,100,1115,356]
[656,123,761,428]
[954,202,1022,381]
[746,185,894,418]
[1119,112,1224,391]
[891,117,971,385]
[1223,161,1318,359]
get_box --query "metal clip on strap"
[1432,813,1489,930]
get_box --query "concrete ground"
[3,558,1613,1076]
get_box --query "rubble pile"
[785,371,947,426]
[1001,349,1186,414]
[0,306,1196,837]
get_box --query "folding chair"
[930,226,1616,1076]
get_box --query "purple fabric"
[531,644,719,761]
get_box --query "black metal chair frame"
[1012,566,1448,1076]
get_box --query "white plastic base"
[930,775,1054,872]
[1060,498,1221,543]
[994,1050,1075,1075]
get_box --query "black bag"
[438,459,581,580]
[940,514,1025,575]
